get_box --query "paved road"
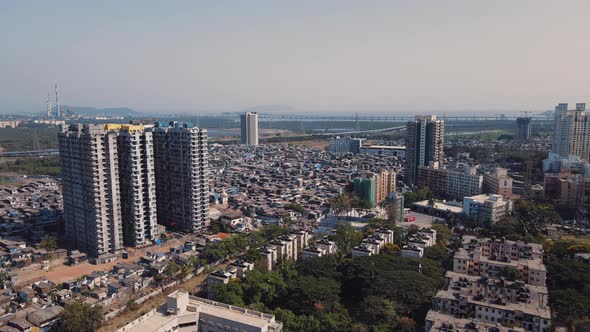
[400,211,438,229]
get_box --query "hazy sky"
[1,0,590,114]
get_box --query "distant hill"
[62,106,137,116]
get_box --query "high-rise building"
[375,169,396,204]
[352,176,376,206]
[114,124,159,247]
[58,124,124,259]
[552,103,590,161]
[153,122,209,232]
[405,115,445,186]
[516,117,532,141]
[240,112,259,145]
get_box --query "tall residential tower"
[240,112,259,145]
[58,124,124,259]
[552,103,590,161]
[405,115,445,186]
[113,124,159,247]
[153,122,209,232]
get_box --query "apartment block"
[114,124,159,247]
[118,291,283,332]
[153,122,209,232]
[402,228,436,258]
[416,163,448,197]
[58,124,124,259]
[426,236,550,332]
[359,144,405,157]
[302,238,337,259]
[544,171,590,208]
[463,194,513,226]
[329,137,365,154]
[427,272,550,332]
[351,228,394,257]
[241,112,259,145]
[447,166,483,201]
[483,167,514,199]
[452,236,546,287]
[552,103,590,161]
[375,169,397,204]
[258,230,310,270]
[405,115,445,186]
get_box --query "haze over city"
[2,0,590,114]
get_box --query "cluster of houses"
[351,228,395,257]
[401,228,437,258]
[0,178,62,245]
[208,144,403,230]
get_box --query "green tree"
[403,192,418,207]
[62,302,103,332]
[417,186,433,201]
[285,203,304,213]
[241,269,287,306]
[355,296,398,331]
[330,193,352,215]
[381,243,400,256]
[499,267,521,281]
[38,236,58,250]
[332,222,364,254]
[431,224,451,245]
[284,275,341,313]
[424,246,450,264]
[213,281,245,306]
[164,261,181,277]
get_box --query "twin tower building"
[58,122,209,261]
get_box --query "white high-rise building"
[405,115,445,186]
[59,124,160,258]
[116,124,159,247]
[240,112,259,145]
[58,124,124,259]
[552,103,590,161]
[153,122,209,232]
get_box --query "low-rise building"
[484,167,515,199]
[351,228,394,257]
[401,245,423,258]
[207,270,237,299]
[446,166,483,201]
[426,235,551,332]
[117,291,283,332]
[329,137,365,154]
[463,194,513,226]
[359,144,405,157]
[453,236,546,287]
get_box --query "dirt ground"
[15,236,188,286]
[270,139,329,150]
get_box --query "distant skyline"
[1,0,590,114]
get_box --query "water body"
[207,129,239,137]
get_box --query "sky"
[1,0,590,115]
